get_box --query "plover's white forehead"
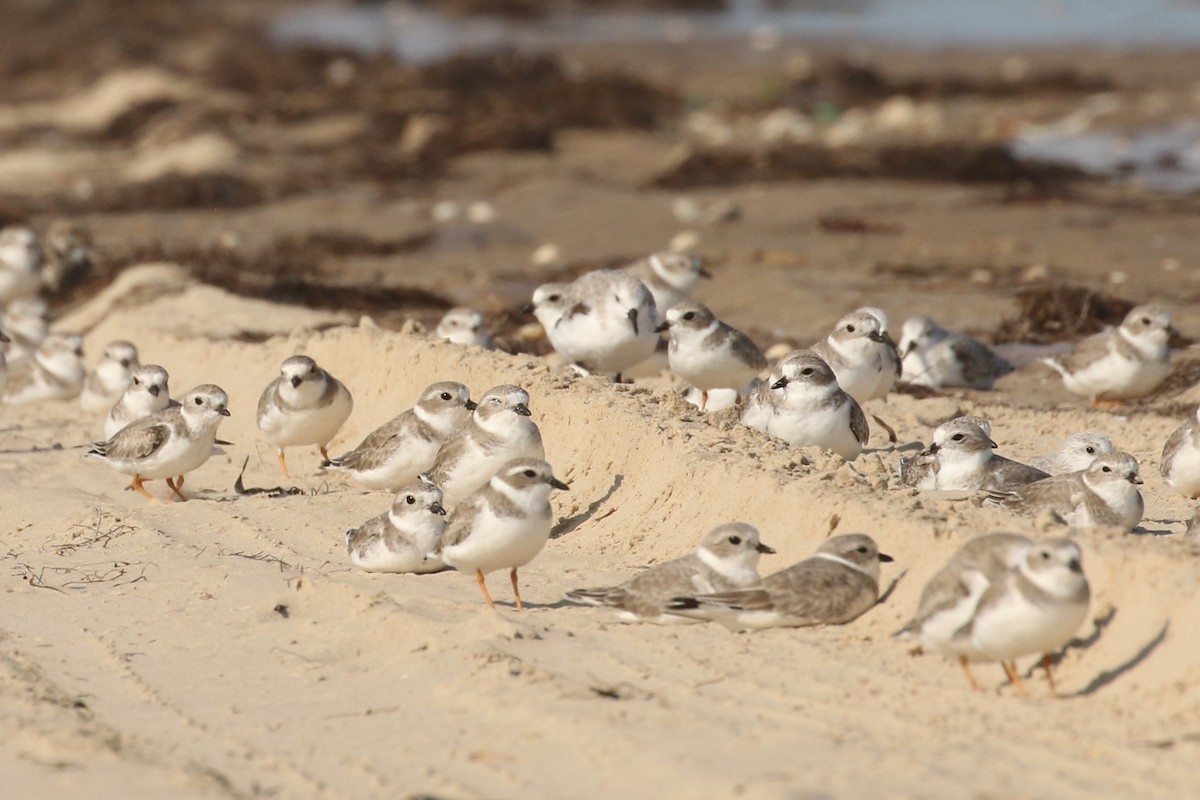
[131,364,169,386]
[817,533,887,565]
[532,283,569,306]
[391,482,444,510]
[933,419,992,449]
[440,307,483,328]
[778,350,835,382]
[858,306,891,331]
[700,522,762,554]
[184,383,230,409]
[832,310,882,337]
[1122,303,1171,330]
[280,355,318,376]
[1061,431,1115,457]
[103,340,138,361]
[479,384,529,406]
[420,381,471,404]
[665,301,714,326]
[1087,450,1140,478]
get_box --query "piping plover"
[435,307,492,349]
[346,483,449,573]
[1041,304,1173,404]
[436,458,568,609]
[987,450,1144,532]
[1160,406,1200,499]
[741,349,868,460]
[1030,432,1115,476]
[565,523,775,624]
[898,315,1013,390]
[666,533,893,630]
[861,306,902,397]
[105,364,173,438]
[540,269,659,380]
[86,384,230,501]
[322,381,476,492]
[0,226,43,305]
[3,332,85,405]
[422,384,545,507]
[656,301,766,410]
[256,355,353,478]
[898,533,1089,697]
[81,340,139,413]
[811,309,894,404]
[897,418,1048,492]
[625,251,711,312]
[529,282,571,335]
[0,297,48,361]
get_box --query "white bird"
[1041,304,1173,404]
[3,332,85,405]
[811,309,896,404]
[256,355,353,478]
[898,315,1013,390]
[1161,407,1200,499]
[0,296,49,361]
[81,340,140,413]
[624,251,711,312]
[436,458,569,609]
[322,381,476,492]
[1030,432,1115,476]
[741,349,868,460]
[666,533,893,630]
[565,523,775,624]
[656,301,766,410]
[0,226,44,305]
[897,418,1048,492]
[86,384,231,501]
[346,483,449,574]
[987,451,1144,533]
[105,364,173,439]
[435,307,492,348]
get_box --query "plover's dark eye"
[682,311,695,321]
[194,397,203,405]
[728,535,742,545]
[548,294,560,302]
[441,392,452,401]
[846,325,856,333]
[523,469,537,478]
[952,433,964,441]
[132,377,141,385]
[1040,550,1051,560]
[800,367,814,376]
[857,546,869,554]
[1141,317,1151,325]
[1086,446,1095,454]
[406,495,415,504]
[1101,466,1112,472]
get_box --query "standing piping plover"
[897,418,1048,492]
[105,364,173,438]
[85,384,230,501]
[435,307,492,349]
[1041,304,1173,404]
[81,340,140,413]
[666,533,893,630]
[898,315,1013,390]
[256,355,353,478]
[624,251,711,312]
[1161,406,1200,498]
[0,226,43,305]
[897,533,1090,697]
[656,301,766,410]
[422,384,545,507]
[3,332,85,405]
[741,349,868,460]
[539,269,659,380]
[1030,432,1115,475]
[322,381,476,492]
[565,523,776,624]
[986,451,1144,532]
[436,458,569,609]
[346,483,449,574]
[810,309,895,404]
[528,282,571,336]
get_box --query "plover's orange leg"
[959,657,981,691]
[1002,661,1029,696]
[277,450,290,478]
[700,391,709,412]
[1092,398,1127,410]
[510,567,523,611]
[320,446,331,461]
[1041,653,1059,699]
[475,569,495,608]
[166,477,187,501]
[129,475,156,500]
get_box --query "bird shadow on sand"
[1068,616,1169,698]
[1132,520,1181,537]
[551,474,623,539]
[876,569,907,607]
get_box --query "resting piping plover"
[810,309,894,404]
[436,458,569,610]
[81,340,140,413]
[667,533,893,630]
[105,364,173,439]
[540,269,659,380]
[1041,304,1172,404]
[346,483,449,574]
[86,384,230,501]
[256,355,353,478]
[0,297,48,362]
[986,451,1144,532]
[624,251,711,312]
[741,349,868,460]
[422,384,544,507]
[1030,432,1115,476]
[860,306,902,397]
[435,307,492,349]
[1161,406,1200,499]
[657,301,766,410]
[565,523,775,624]
[322,381,476,492]
[897,418,1048,492]
[3,332,85,405]
[898,315,1013,390]
[0,226,43,305]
